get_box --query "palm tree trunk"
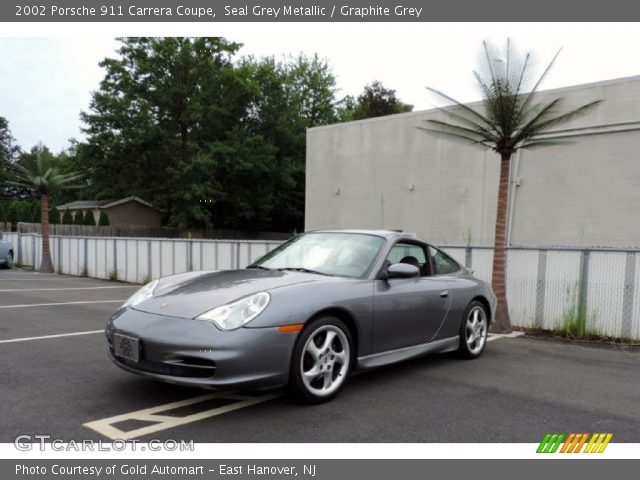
[490,153,513,333]
[39,193,54,273]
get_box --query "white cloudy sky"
[1,23,640,152]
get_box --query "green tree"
[29,200,40,223]
[98,211,110,226]
[49,206,61,225]
[286,53,339,127]
[420,39,601,332]
[79,38,341,232]
[237,54,340,230]
[83,210,96,226]
[0,117,21,195]
[61,208,73,225]
[79,37,246,227]
[7,202,18,228]
[73,210,85,225]
[338,81,413,121]
[10,145,83,272]
[16,201,33,223]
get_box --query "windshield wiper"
[246,264,272,270]
[278,267,333,276]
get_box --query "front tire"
[457,301,488,359]
[289,317,353,403]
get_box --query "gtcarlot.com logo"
[536,432,613,454]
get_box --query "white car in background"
[0,234,13,268]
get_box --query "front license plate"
[114,333,140,363]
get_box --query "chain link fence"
[444,245,639,339]
[3,232,639,340]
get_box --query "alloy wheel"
[300,325,350,397]
[465,305,487,355]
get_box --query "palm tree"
[10,147,83,273]
[420,39,602,333]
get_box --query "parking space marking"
[84,392,280,440]
[0,286,138,292]
[0,300,125,309]
[0,278,72,281]
[487,331,525,342]
[0,330,104,344]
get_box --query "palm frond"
[429,103,499,141]
[510,98,561,145]
[514,48,562,121]
[423,40,601,156]
[519,139,574,149]
[424,119,494,143]
[531,100,602,134]
[10,151,84,194]
[426,87,497,133]
[417,127,494,148]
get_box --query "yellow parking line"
[84,392,280,440]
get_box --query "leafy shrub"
[98,211,110,226]
[61,208,73,225]
[84,210,97,226]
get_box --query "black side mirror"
[387,263,419,278]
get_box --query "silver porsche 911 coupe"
[106,230,496,403]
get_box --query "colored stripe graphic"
[584,433,613,453]
[572,433,589,453]
[537,433,565,453]
[537,433,613,453]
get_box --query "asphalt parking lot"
[1,267,639,443]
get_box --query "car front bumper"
[106,307,298,391]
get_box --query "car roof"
[309,229,424,242]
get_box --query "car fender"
[246,278,375,357]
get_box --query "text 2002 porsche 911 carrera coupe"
[106,230,496,403]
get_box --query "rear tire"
[289,316,354,403]
[457,301,488,359]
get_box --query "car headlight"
[122,279,159,308]
[196,292,270,331]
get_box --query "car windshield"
[251,232,385,278]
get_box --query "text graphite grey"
[16,4,423,19]
[224,5,423,18]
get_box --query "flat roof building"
[305,75,640,248]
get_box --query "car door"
[372,241,452,353]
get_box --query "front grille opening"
[113,350,217,379]
[164,354,217,369]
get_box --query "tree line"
[1,37,413,233]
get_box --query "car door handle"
[439,290,449,298]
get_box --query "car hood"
[132,269,322,319]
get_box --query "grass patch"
[555,302,599,340]
[553,283,598,340]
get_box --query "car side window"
[386,242,429,276]
[429,246,461,275]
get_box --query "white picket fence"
[3,232,639,340]
[3,233,282,284]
